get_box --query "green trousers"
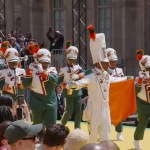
[32,107,57,127]
[134,97,150,140]
[30,91,57,127]
[61,96,82,128]
[115,122,123,133]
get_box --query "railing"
[51,49,66,72]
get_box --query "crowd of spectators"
[2,31,36,57]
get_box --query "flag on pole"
[109,78,136,126]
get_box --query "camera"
[16,107,23,120]
[16,95,24,120]
[17,95,25,106]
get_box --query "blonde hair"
[64,128,89,150]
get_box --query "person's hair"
[99,140,120,150]
[56,85,63,91]
[0,94,14,108]
[43,124,69,147]
[0,121,12,147]
[64,128,89,150]
[0,105,14,124]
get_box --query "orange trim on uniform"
[60,82,67,89]
[40,71,48,80]
[26,68,33,76]
[137,77,143,86]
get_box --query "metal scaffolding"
[72,0,87,69]
[0,0,6,40]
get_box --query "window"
[98,0,112,47]
[53,0,64,34]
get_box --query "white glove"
[36,64,43,73]
[139,71,149,79]
[72,74,79,80]
[139,71,144,78]
[9,81,15,88]
[144,71,150,78]
[16,76,21,84]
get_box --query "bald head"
[80,141,120,150]
[98,140,120,150]
[80,143,103,150]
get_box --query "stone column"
[5,0,15,33]
[21,0,30,35]
[121,0,140,75]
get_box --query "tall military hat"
[66,40,79,59]
[87,25,108,64]
[105,48,118,61]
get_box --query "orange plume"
[87,25,96,40]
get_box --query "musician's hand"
[16,76,21,84]
[72,74,79,80]
[139,71,150,79]
[21,101,30,115]
[35,64,43,73]
[9,81,15,88]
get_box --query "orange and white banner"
[109,78,136,126]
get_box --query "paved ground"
[66,121,150,150]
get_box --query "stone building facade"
[3,0,150,76]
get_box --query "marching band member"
[25,47,58,127]
[134,50,150,150]
[0,46,25,99]
[58,41,86,128]
[105,48,124,141]
[69,25,127,143]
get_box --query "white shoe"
[116,132,124,141]
[133,140,142,150]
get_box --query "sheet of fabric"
[109,78,136,126]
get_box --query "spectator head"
[11,30,17,37]
[98,140,120,150]
[0,121,12,148]
[54,31,61,38]
[0,94,14,108]
[18,37,25,48]
[26,32,33,39]
[7,33,11,40]
[64,128,89,150]
[8,37,17,47]
[80,143,103,150]
[4,120,43,150]
[43,124,69,150]
[56,86,62,94]
[0,105,14,124]
[80,140,120,150]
